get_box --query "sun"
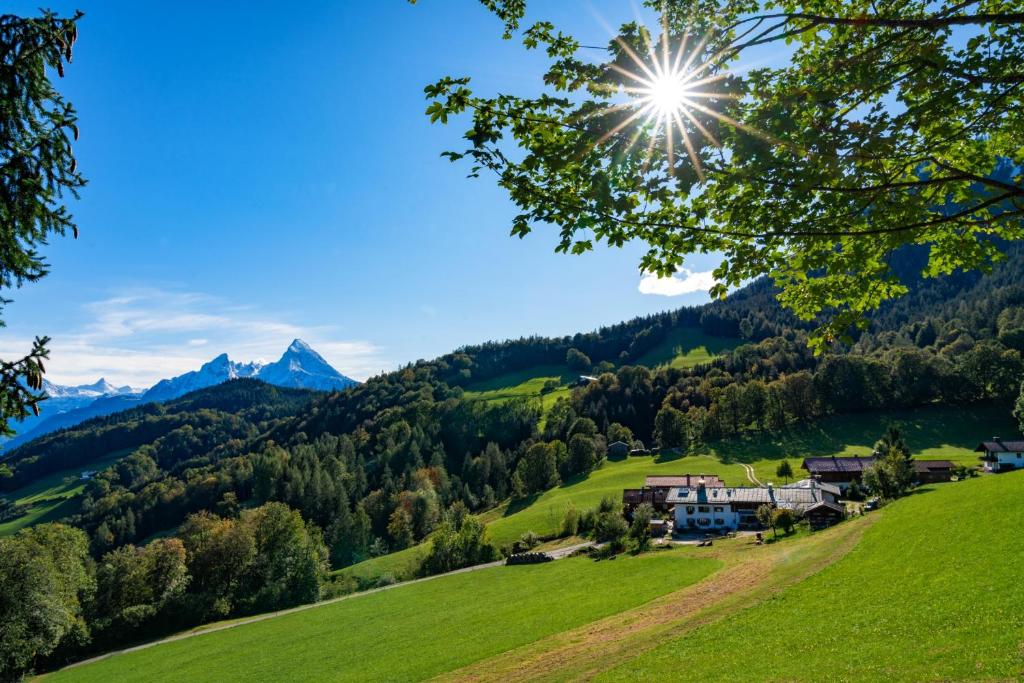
[586,18,752,183]
[645,73,689,117]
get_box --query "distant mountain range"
[6,379,146,446]
[4,339,356,449]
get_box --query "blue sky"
[1,1,727,386]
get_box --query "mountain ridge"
[4,339,356,449]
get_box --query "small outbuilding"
[804,500,846,530]
[913,459,955,483]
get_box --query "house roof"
[913,459,955,472]
[608,441,630,449]
[801,456,877,474]
[975,440,1024,453]
[666,485,825,510]
[645,474,725,488]
[806,500,846,515]
[781,478,842,497]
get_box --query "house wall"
[917,469,953,484]
[674,503,739,531]
[806,471,859,487]
[984,451,1024,472]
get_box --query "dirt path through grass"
[437,516,874,682]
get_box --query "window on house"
[686,506,695,514]
[698,505,710,512]
[713,506,724,512]
[715,519,724,525]
[698,518,710,526]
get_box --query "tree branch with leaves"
[0,10,84,438]
[424,0,1023,349]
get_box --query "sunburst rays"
[586,17,750,184]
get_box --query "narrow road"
[741,463,762,485]
[54,541,596,673]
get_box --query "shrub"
[629,503,655,550]
[594,511,628,545]
[560,505,580,537]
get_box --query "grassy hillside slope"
[49,552,720,682]
[601,471,1024,682]
[630,326,739,369]
[0,450,129,536]
[461,364,574,412]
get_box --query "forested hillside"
[2,244,1022,673]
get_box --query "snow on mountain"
[42,378,141,400]
[256,339,357,391]
[4,340,356,449]
[141,353,265,403]
[2,379,143,448]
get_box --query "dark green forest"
[2,244,1023,676]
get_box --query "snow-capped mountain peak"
[256,339,357,392]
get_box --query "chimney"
[767,482,774,503]
[697,477,706,492]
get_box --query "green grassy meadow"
[461,364,575,413]
[50,551,720,683]
[631,326,739,369]
[601,470,1024,681]
[0,450,128,536]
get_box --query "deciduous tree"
[426,0,1024,348]
[629,502,655,550]
[0,524,93,679]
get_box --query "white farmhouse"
[665,480,841,532]
[975,439,1024,473]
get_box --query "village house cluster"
[624,474,844,533]
[619,446,1009,536]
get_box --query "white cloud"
[638,268,718,296]
[0,288,391,387]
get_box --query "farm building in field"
[800,456,878,487]
[666,480,843,532]
[623,474,725,513]
[805,501,847,530]
[913,459,955,483]
[801,456,957,487]
[975,439,1024,473]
